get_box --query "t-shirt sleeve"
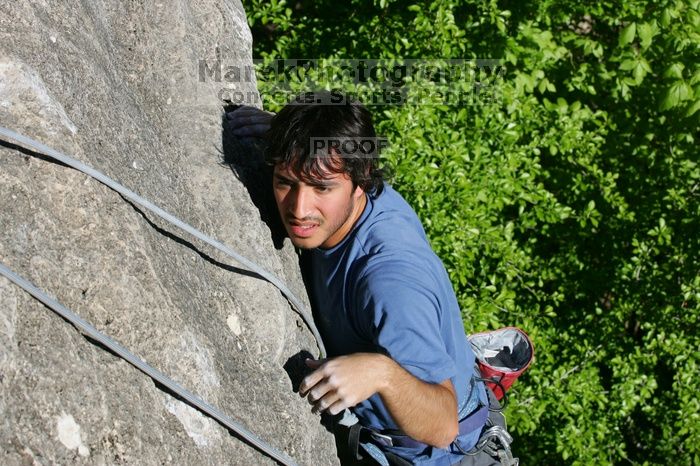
[351,257,456,384]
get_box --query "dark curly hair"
[265,90,386,196]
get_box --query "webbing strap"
[0,262,297,466]
[0,126,325,358]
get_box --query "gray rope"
[0,126,325,359]
[0,261,297,466]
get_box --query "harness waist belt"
[382,403,489,449]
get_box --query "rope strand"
[0,262,298,466]
[0,126,325,358]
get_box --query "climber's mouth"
[288,221,320,238]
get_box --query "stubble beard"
[287,194,357,250]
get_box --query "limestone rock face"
[0,2,336,465]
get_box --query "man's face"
[272,162,367,249]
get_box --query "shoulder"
[348,184,445,291]
[356,184,430,256]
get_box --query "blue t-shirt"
[308,184,481,465]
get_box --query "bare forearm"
[299,353,459,448]
[376,355,458,448]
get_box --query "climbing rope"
[0,126,329,465]
[0,126,325,358]
[0,262,297,466]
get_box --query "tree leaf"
[637,21,658,51]
[633,58,651,83]
[661,8,673,27]
[619,23,636,47]
[685,99,700,117]
[620,59,637,71]
[664,63,685,80]
[661,81,691,110]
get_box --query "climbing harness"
[341,376,489,466]
[0,126,329,465]
[337,346,528,466]
[457,384,519,466]
[462,426,518,466]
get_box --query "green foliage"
[243,0,700,464]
